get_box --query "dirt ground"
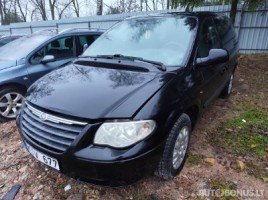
[0,55,267,200]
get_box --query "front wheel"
[0,87,25,123]
[155,113,191,180]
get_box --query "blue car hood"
[0,60,17,70]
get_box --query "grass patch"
[209,105,268,158]
[208,105,268,181]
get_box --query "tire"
[220,73,234,99]
[155,113,191,180]
[0,87,25,123]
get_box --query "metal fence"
[0,4,267,54]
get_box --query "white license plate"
[24,141,60,171]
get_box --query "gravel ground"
[0,55,267,200]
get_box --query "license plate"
[24,141,60,171]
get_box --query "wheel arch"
[0,83,27,94]
[183,104,200,130]
[163,102,200,139]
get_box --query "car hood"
[27,64,173,120]
[0,60,17,70]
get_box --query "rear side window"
[47,37,74,59]
[214,16,236,51]
[197,18,221,58]
[214,16,234,38]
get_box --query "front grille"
[21,102,87,153]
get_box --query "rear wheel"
[220,73,234,98]
[155,113,191,180]
[0,87,25,123]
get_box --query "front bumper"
[58,143,163,186]
[22,138,163,186]
[18,117,163,186]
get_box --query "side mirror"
[83,44,89,52]
[196,49,229,66]
[41,55,56,63]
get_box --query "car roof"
[126,11,222,20]
[59,28,104,34]
[166,11,219,17]
[33,28,104,37]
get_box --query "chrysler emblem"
[40,112,48,121]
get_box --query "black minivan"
[17,12,238,186]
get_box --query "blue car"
[0,35,24,47]
[0,29,103,122]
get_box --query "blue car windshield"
[83,16,197,66]
[0,34,53,61]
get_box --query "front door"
[196,17,225,107]
[27,36,75,84]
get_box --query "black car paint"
[18,12,238,186]
[27,62,172,120]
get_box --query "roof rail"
[162,11,218,15]
[165,11,196,15]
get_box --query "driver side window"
[30,47,45,65]
[197,18,221,58]
[30,36,74,65]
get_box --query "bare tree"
[96,0,103,15]
[0,1,4,24]
[152,0,157,10]
[0,0,19,25]
[55,0,73,19]
[31,8,38,21]
[30,0,47,20]
[71,0,80,17]
[160,0,165,9]
[15,0,28,22]
[49,0,57,20]
[106,0,140,14]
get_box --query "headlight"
[94,120,156,148]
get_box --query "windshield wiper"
[89,54,166,71]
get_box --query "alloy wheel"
[0,92,24,119]
[172,126,189,170]
[228,74,234,94]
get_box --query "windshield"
[0,34,53,61]
[83,16,197,66]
